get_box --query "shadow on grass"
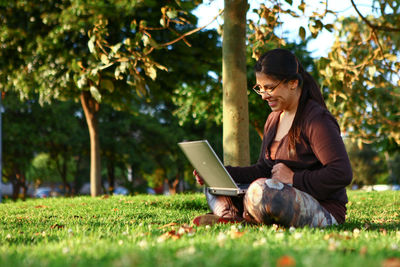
[335,220,400,231]
[137,197,209,211]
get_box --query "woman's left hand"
[271,163,294,184]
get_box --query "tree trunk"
[11,172,27,201]
[384,151,394,184]
[168,178,180,195]
[61,161,72,196]
[55,154,71,196]
[107,160,115,195]
[80,91,101,197]
[11,177,19,201]
[73,153,83,195]
[20,173,27,201]
[222,0,250,166]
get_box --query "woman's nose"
[261,92,271,101]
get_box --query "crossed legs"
[205,178,337,227]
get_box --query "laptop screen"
[178,140,238,189]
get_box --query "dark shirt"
[226,100,353,223]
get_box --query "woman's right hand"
[193,169,205,185]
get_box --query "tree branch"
[160,9,224,47]
[350,0,400,32]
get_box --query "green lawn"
[0,191,399,267]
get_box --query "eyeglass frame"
[252,79,286,95]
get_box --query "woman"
[193,48,353,227]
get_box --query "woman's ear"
[289,80,299,89]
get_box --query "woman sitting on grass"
[193,48,353,228]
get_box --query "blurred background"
[1,0,399,200]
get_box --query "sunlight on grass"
[0,191,399,267]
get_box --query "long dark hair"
[254,48,326,156]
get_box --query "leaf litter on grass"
[0,192,399,267]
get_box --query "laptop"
[178,140,248,196]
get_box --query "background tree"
[2,92,88,198]
[34,100,87,195]
[2,92,39,200]
[318,14,400,147]
[0,0,210,196]
[345,140,387,187]
[316,1,400,181]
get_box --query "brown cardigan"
[226,100,353,223]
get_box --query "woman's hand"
[271,163,294,184]
[193,169,205,186]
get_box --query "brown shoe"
[192,214,244,226]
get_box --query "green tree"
[2,92,40,200]
[0,0,206,196]
[345,140,387,186]
[2,91,88,198]
[318,1,400,148]
[33,100,87,194]
[27,152,76,193]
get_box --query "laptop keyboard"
[237,184,250,189]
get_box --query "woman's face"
[255,72,300,113]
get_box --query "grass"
[0,191,399,267]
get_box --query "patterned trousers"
[206,178,337,228]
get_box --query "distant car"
[147,188,156,195]
[113,186,129,195]
[392,184,400,191]
[34,187,52,198]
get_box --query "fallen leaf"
[157,230,181,242]
[50,224,65,229]
[102,195,110,199]
[34,205,48,209]
[277,255,296,267]
[382,258,400,267]
[359,246,368,255]
[178,224,195,235]
[380,228,387,236]
[229,230,245,239]
[158,222,179,229]
[324,233,351,240]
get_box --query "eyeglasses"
[252,79,285,95]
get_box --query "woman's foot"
[192,214,244,226]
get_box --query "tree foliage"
[0,0,207,196]
[345,140,387,186]
[1,0,224,196]
[317,1,400,148]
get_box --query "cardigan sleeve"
[225,113,276,184]
[292,111,353,200]
[225,159,272,184]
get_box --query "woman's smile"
[267,98,278,108]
